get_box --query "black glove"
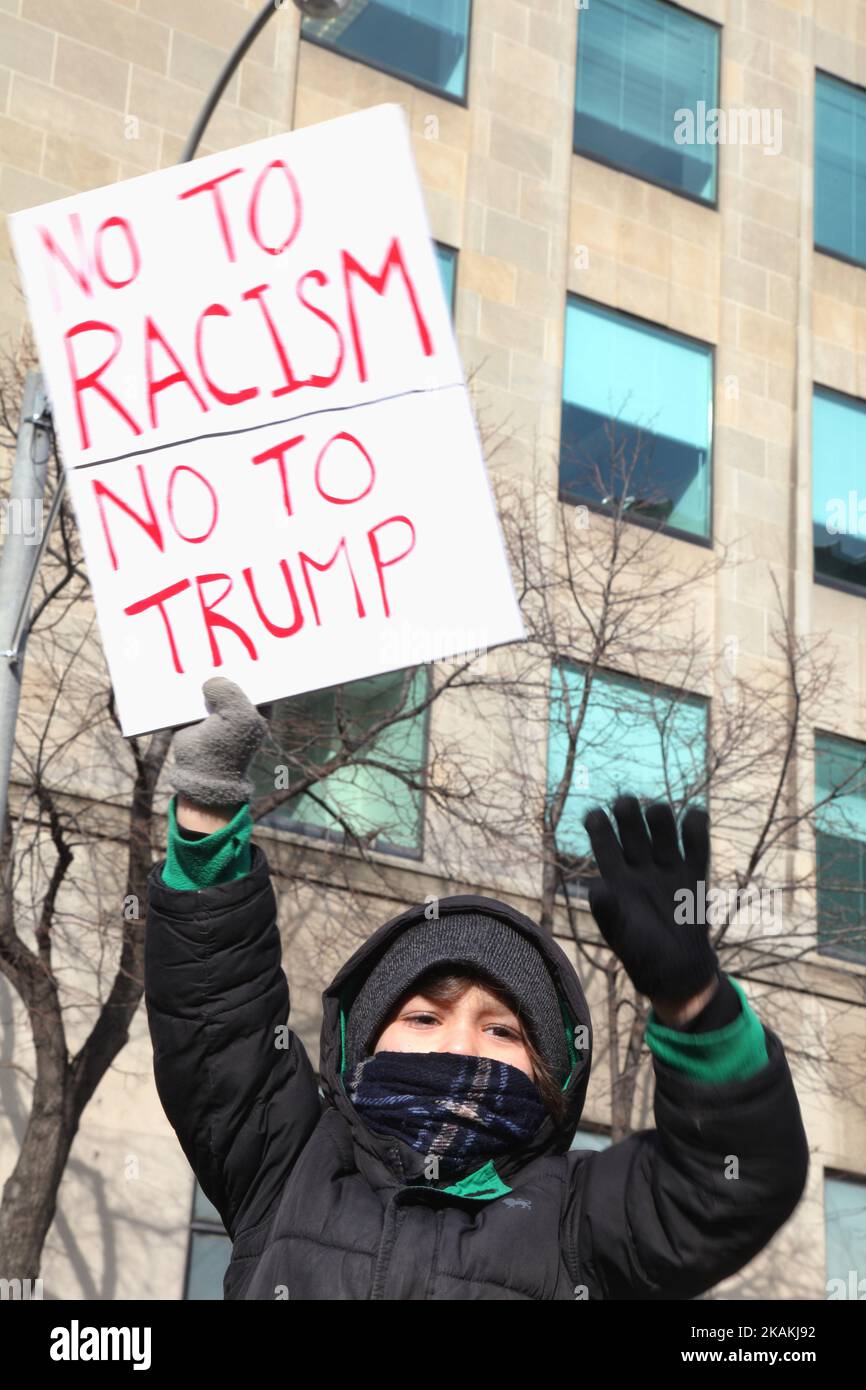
[583,794,718,1005]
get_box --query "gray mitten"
[167,677,269,809]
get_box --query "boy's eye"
[399,1014,521,1040]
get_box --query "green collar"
[439,1159,512,1200]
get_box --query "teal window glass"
[560,298,713,539]
[249,667,430,858]
[813,386,866,590]
[184,1182,231,1301]
[547,664,708,872]
[574,0,719,202]
[569,1128,612,1152]
[825,1175,866,1294]
[815,71,866,268]
[815,732,866,963]
[435,242,457,315]
[301,1,471,101]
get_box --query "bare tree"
[475,418,866,1155]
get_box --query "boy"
[144,678,809,1299]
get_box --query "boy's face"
[373,983,535,1080]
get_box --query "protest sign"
[9,103,525,736]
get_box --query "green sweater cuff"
[161,794,254,890]
[645,976,770,1083]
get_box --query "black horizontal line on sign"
[70,381,466,471]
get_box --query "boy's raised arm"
[143,680,321,1244]
[563,796,809,1300]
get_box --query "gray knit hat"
[344,912,570,1081]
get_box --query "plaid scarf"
[345,1050,548,1178]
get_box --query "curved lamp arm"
[180,0,352,164]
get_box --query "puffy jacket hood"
[318,893,593,1183]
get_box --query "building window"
[569,1127,612,1152]
[435,242,457,316]
[815,732,866,964]
[815,71,866,269]
[813,386,866,592]
[825,1174,866,1297]
[301,0,472,103]
[184,1182,231,1301]
[546,663,708,889]
[560,297,713,542]
[574,0,719,203]
[250,666,430,858]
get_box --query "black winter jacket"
[144,842,810,1300]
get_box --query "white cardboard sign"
[9,103,525,736]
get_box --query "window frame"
[547,657,711,898]
[812,381,866,599]
[572,0,722,210]
[569,1124,613,1151]
[813,726,866,966]
[300,0,474,108]
[824,1168,866,1291]
[434,240,458,317]
[257,664,434,864]
[814,67,866,272]
[182,1180,231,1302]
[559,293,716,549]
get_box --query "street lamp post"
[182,0,353,162]
[0,0,352,837]
[0,375,53,842]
